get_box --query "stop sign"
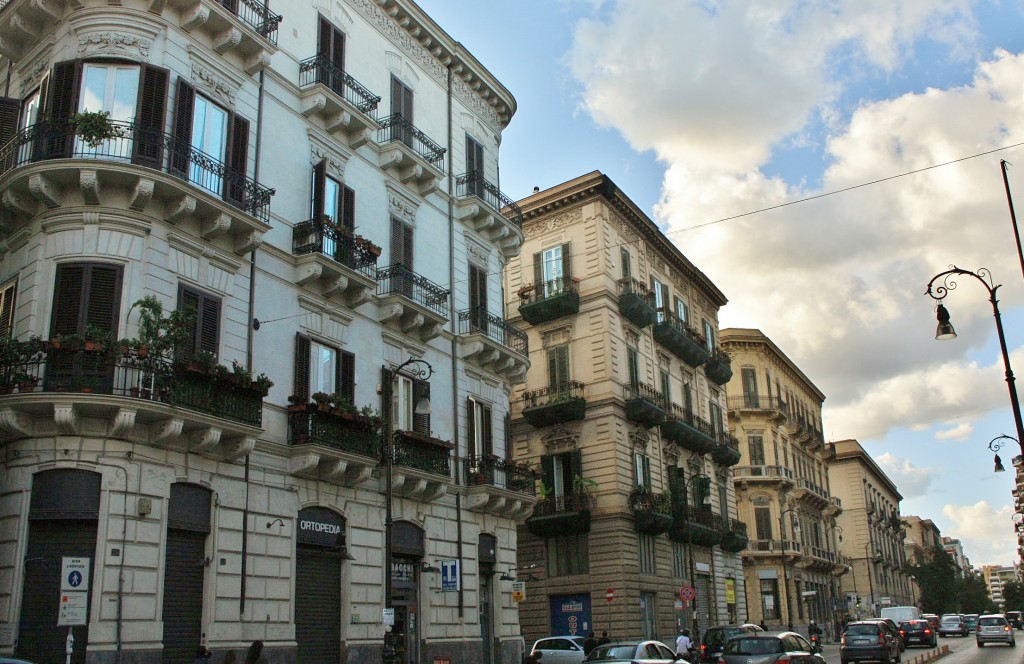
[606,588,615,603]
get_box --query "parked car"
[841,620,902,664]
[922,614,940,632]
[938,614,968,637]
[0,659,40,664]
[1006,611,1023,629]
[898,620,936,648]
[721,632,825,664]
[698,623,764,662]
[532,636,589,664]
[583,640,681,663]
[977,614,1016,647]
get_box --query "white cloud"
[943,501,1017,566]
[935,422,973,441]
[875,452,941,499]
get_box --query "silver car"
[724,632,825,664]
[977,614,1016,647]
[584,640,681,663]
[532,636,588,664]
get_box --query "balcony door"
[536,244,570,298]
[189,94,228,193]
[390,76,414,146]
[468,264,488,331]
[318,15,345,95]
[76,63,139,158]
[466,135,483,196]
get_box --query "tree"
[906,545,959,614]
[1001,580,1024,611]
[958,574,996,614]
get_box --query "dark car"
[922,614,940,632]
[841,620,902,664]
[898,620,936,648]
[721,632,825,664]
[583,640,681,663]
[698,623,765,662]
[1006,611,1023,629]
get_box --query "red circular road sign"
[680,586,696,602]
[606,588,615,602]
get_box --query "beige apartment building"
[505,172,748,644]
[830,440,913,617]
[902,515,942,604]
[719,329,845,635]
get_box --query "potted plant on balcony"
[126,296,195,361]
[355,236,382,257]
[84,324,112,352]
[72,110,127,148]
[311,392,331,411]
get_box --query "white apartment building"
[0,1,529,662]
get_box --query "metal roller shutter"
[696,575,712,637]
[17,520,97,664]
[161,530,207,664]
[296,546,341,663]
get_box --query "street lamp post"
[779,504,801,632]
[925,266,1024,452]
[864,542,877,617]
[382,358,433,664]
[826,524,845,637]
[681,472,712,638]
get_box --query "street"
[816,633,1022,664]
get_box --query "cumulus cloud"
[935,422,973,441]
[943,501,1017,566]
[567,2,1024,442]
[875,452,941,499]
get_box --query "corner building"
[505,172,747,644]
[0,1,532,663]
[719,329,846,636]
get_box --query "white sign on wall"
[58,592,88,626]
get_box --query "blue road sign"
[68,570,82,587]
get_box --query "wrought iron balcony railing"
[0,120,276,223]
[376,263,450,318]
[292,217,379,278]
[391,430,452,476]
[727,395,789,416]
[298,54,381,115]
[227,0,282,42]
[519,277,579,305]
[523,380,586,409]
[455,171,522,228]
[457,307,528,355]
[734,465,795,480]
[287,403,380,459]
[459,455,536,493]
[376,114,446,169]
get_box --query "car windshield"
[846,624,881,635]
[980,618,1005,626]
[706,629,741,646]
[725,638,782,655]
[900,622,924,631]
[940,617,960,624]
[588,645,638,660]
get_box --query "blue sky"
[418,0,1024,567]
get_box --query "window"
[742,368,758,406]
[717,480,728,518]
[317,15,345,90]
[390,218,414,269]
[541,449,581,507]
[51,263,122,340]
[709,398,723,437]
[674,296,689,325]
[77,62,139,156]
[634,452,651,489]
[311,158,355,231]
[467,397,492,459]
[651,277,666,321]
[547,344,570,390]
[546,533,588,576]
[468,263,488,330]
[659,368,670,404]
[748,435,765,465]
[703,319,715,353]
[178,284,221,359]
[390,368,429,434]
[620,248,631,280]
[0,279,16,338]
[672,541,687,578]
[682,377,693,417]
[760,579,780,619]
[390,76,414,146]
[638,534,656,574]
[533,244,570,297]
[627,346,639,386]
[465,135,484,196]
[754,505,773,540]
[293,334,355,405]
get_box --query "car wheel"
[977,642,984,648]
[1012,640,1017,648]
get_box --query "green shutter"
[466,397,476,458]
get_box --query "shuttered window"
[466,135,484,196]
[50,263,122,338]
[634,452,651,489]
[468,263,487,330]
[293,333,354,405]
[0,279,16,338]
[547,344,570,390]
[390,218,413,268]
[178,284,220,360]
[467,398,493,459]
[0,96,21,149]
[318,15,345,70]
[620,248,631,280]
[742,368,758,406]
[754,506,773,540]
[534,243,570,297]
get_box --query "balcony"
[518,278,580,326]
[733,465,795,488]
[623,381,667,428]
[747,539,803,561]
[457,307,529,383]
[459,455,538,519]
[388,430,452,502]
[668,503,724,548]
[0,121,274,253]
[375,114,445,194]
[652,309,709,367]
[711,434,742,466]
[806,546,837,572]
[704,349,733,385]
[660,402,715,455]
[525,491,592,538]
[454,171,523,258]
[720,519,749,553]
[793,477,830,510]
[163,0,281,73]
[522,381,587,428]
[287,403,379,486]
[298,55,380,146]
[630,489,673,535]
[727,395,788,422]
[376,264,450,341]
[0,346,261,459]
[292,218,378,307]
[617,279,657,328]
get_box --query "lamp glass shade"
[995,454,1006,473]
[414,396,431,415]
[935,304,957,340]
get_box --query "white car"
[583,640,683,663]
[532,636,588,664]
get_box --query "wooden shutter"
[0,97,21,149]
[540,455,554,493]
[0,280,15,338]
[45,60,82,158]
[503,412,511,461]
[170,79,195,177]
[82,265,121,335]
[340,186,355,232]
[532,252,543,289]
[620,248,631,280]
[225,113,249,208]
[466,136,483,176]
[547,345,569,390]
[51,263,122,338]
[412,378,430,434]
[390,218,413,269]
[561,243,571,282]
[569,449,582,483]
[311,158,326,221]
[469,264,487,317]
[132,64,168,169]
[338,350,355,406]
[293,333,311,404]
[178,285,220,359]
[318,16,345,70]
[481,403,492,457]
[51,265,85,337]
[466,398,476,458]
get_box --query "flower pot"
[18,381,35,393]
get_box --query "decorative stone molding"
[523,206,583,235]
[77,32,152,60]
[543,426,580,453]
[663,444,680,467]
[308,129,350,179]
[540,326,572,350]
[191,63,236,107]
[387,186,419,223]
[629,426,650,451]
[465,235,491,266]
